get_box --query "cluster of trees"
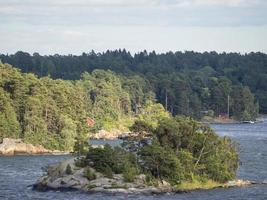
[0,63,90,150]
[137,117,238,183]
[1,50,263,120]
[80,116,238,185]
[0,62,154,150]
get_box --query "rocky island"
[33,157,253,195]
[33,116,250,195]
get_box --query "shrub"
[86,144,138,176]
[74,157,87,168]
[123,165,138,182]
[145,173,157,186]
[102,165,113,178]
[65,164,73,175]
[139,140,184,185]
[84,167,96,180]
[87,184,97,189]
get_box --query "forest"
[0,62,162,150]
[0,50,264,120]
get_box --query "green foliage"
[0,63,89,151]
[101,165,113,178]
[86,144,138,179]
[139,140,184,184]
[74,157,88,168]
[85,145,140,181]
[59,115,77,151]
[87,184,97,189]
[66,164,73,175]
[157,117,238,183]
[0,88,21,139]
[64,116,239,186]
[132,117,239,184]
[81,70,132,131]
[144,173,157,186]
[122,120,154,152]
[137,101,170,129]
[1,50,264,117]
[84,167,96,180]
[123,164,139,182]
[231,86,259,120]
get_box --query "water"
[89,139,123,147]
[0,120,267,200]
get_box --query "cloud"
[1,0,265,8]
[0,0,158,8]
[0,0,266,54]
[172,0,265,7]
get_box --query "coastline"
[0,138,69,156]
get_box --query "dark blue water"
[1,120,267,200]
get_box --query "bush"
[75,157,87,168]
[123,165,138,182]
[152,117,238,183]
[139,140,184,185]
[86,144,138,176]
[87,184,97,189]
[66,164,73,175]
[145,173,157,186]
[102,165,113,178]
[84,167,96,180]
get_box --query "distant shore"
[0,138,69,156]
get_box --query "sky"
[0,0,266,55]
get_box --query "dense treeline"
[0,63,89,150]
[0,62,154,150]
[0,50,264,120]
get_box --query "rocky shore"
[0,138,68,156]
[33,158,256,195]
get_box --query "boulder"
[33,158,171,194]
[226,179,252,187]
[91,129,126,140]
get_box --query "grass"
[176,179,222,191]
[103,116,135,132]
[87,184,97,189]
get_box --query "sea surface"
[0,120,267,200]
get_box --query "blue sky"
[0,0,266,55]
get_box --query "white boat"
[242,120,255,124]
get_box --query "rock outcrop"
[90,129,129,140]
[0,138,67,156]
[33,158,172,194]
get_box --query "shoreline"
[0,138,69,156]
[0,152,71,157]
[32,158,256,195]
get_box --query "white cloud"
[149,0,266,8]
[1,0,263,8]
[188,0,263,6]
[0,0,158,7]
[0,0,265,13]
[1,24,266,55]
